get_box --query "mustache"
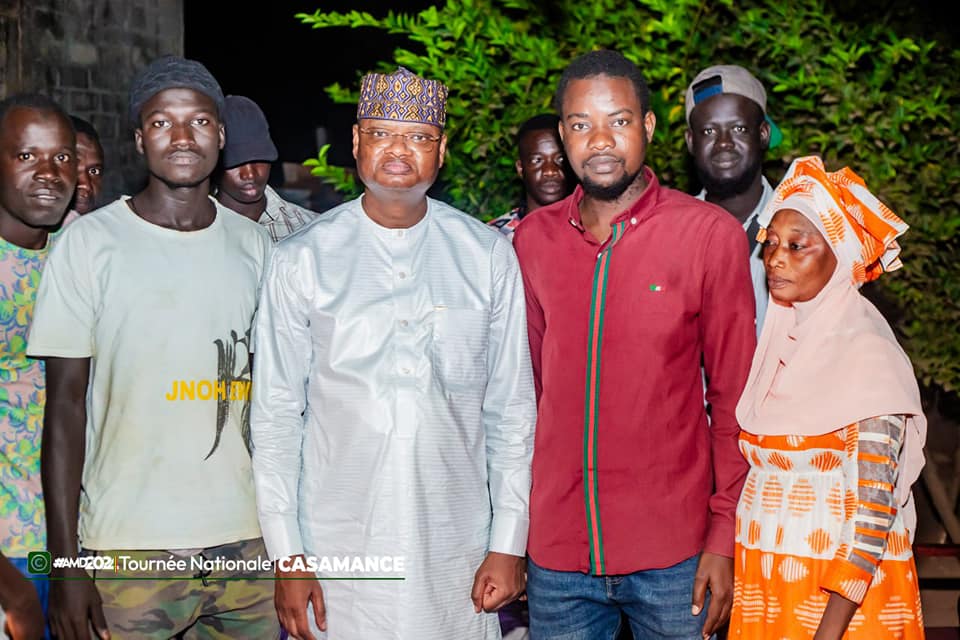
[382,159,413,170]
[583,154,622,168]
[31,188,67,197]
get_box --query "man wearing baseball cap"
[215,95,317,242]
[685,64,780,332]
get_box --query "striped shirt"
[259,186,319,242]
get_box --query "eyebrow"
[140,109,168,121]
[17,145,74,152]
[565,108,636,120]
[141,107,215,119]
[700,117,751,125]
[365,124,438,134]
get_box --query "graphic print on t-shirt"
[209,328,253,458]
[164,328,253,459]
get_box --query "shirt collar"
[360,194,432,242]
[696,175,774,232]
[565,166,661,233]
[259,185,284,224]
[742,175,774,229]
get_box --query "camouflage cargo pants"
[87,537,279,639]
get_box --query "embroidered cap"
[357,67,448,129]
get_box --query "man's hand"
[471,552,526,613]
[691,551,733,639]
[0,563,44,640]
[275,555,325,640]
[47,567,110,640]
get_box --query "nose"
[764,243,786,270]
[237,163,256,182]
[542,158,563,178]
[76,169,91,192]
[384,132,411,154]
[33,156,63,184]
[587,126,614,151]
[170,122,195,147]
[716,128,734,149]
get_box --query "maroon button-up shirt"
[513,168,754,575]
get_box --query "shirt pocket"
[430,306,489,393]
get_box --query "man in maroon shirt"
[513,50,755,639]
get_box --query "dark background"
[185,1,436,185]
[185,0,959,191]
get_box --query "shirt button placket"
[392,228,417,439]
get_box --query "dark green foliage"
[297,0,960,394]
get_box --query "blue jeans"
[527,554,707,640]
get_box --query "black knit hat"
[128,55,225,125]
[220,95,278,169]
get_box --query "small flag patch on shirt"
[649,284,663,292]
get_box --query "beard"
[697,154,763,199]
[581,166,644,201]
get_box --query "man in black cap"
[29,56,277,639]
[215,95,317,242]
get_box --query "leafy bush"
[297,0,960,394]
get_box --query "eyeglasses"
[358,127,442,150]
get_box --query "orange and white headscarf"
[755,155,908,285]
[737,156,926,536]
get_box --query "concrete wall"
[1,0,183,202]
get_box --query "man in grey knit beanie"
[32,55,278,640]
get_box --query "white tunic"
[250,196,536,639]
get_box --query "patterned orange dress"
[729,416,924,639]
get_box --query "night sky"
[185,1,436,176]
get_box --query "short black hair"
[516,113,561,147]
[0,93,73,131]
[70,115,102,146]
[554,50,651,116]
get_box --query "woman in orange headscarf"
[728,156,926,639]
